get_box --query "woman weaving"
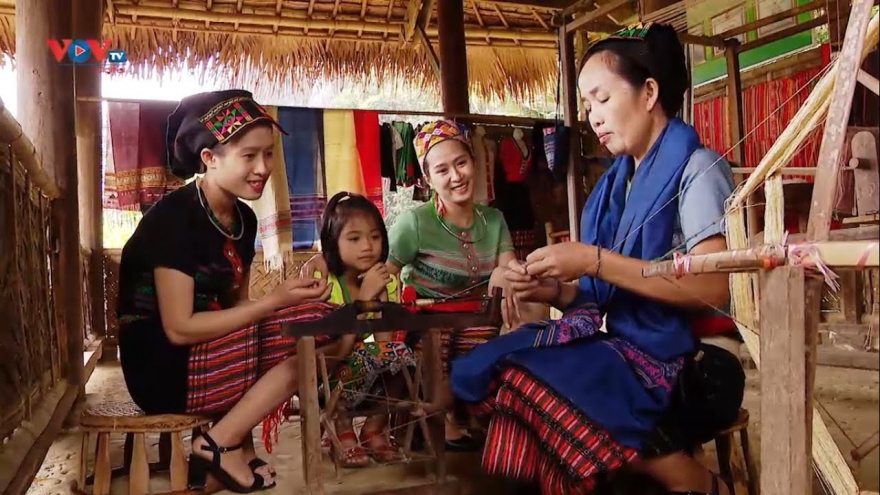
[450,23,742,494]
[303,120,523,451]
[117,90,340,493]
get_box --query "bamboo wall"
[0,143,63,444]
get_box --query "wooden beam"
[559,25,583,241]
[17,0,83,397]
[404,0,435,41]
[816,347,879,371]
[725,42,745,167]
[750,225,880,246]
[718,0,825,40]
[415,23,441,79]
[737,15,830,53]
[437,0,469,114]
[486,0,570,9]
[565,0,629,33]
[74,0,107,362]
[857,68,880,96]
[0,382,78,495]
[403,0,421,41]
[804,4,875,493]
[760,266,810,495]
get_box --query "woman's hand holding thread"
[268,276,331,309]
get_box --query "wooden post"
[73,0,108,360]
[759,266,810,495]
[16,0,84,393]
[297,337,323,494]
[559,26,583,240]
[804,0,874,466]
[437,0,469,114]
[724,41,762,237]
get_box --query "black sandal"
[188,432,275,493]
[668,472,731,495]
[248,458,276,476]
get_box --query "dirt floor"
[24,360,879,495]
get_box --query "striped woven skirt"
[185,301,339,415]
[469,367,640,494]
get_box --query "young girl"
[316,191,416,468]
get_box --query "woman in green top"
[305,119,519,450]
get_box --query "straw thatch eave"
[0,0,574,101]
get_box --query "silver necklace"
[197,183,244,241]
[437,208,487,243]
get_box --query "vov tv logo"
[46,38,128,74]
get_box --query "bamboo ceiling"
[0,0,576,101]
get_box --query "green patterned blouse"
[388,202,513,298]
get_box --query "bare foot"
[192,434,273,489]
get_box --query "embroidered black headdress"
[165,90,286,180]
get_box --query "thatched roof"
[0,0,585,101]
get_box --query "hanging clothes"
[104,100,183,213]
[324,110,366,197]
[497,132,532,183]
[472,126,490,205]
[379,123,397,192]
[392,121,419,187]
[352,110,384,214]
[250,106,326,262]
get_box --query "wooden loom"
[643,4,880,494]
[281,289,503,495]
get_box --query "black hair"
[579,23,689,118]
[319,191,389,277]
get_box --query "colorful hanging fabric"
[323,110,366,198]
[392,121,419,186]
[251,107,327,262]
[352,110,384,214]
[103,100,183,213]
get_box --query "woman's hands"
[268,277,332,310]
[359,263,392,301]
[524,242,599,281]
[503,260,563,305]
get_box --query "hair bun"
[645,23,689,96]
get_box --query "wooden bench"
[73,399,211,495]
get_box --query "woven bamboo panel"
[247,251,318,299]
[0,143,62,442]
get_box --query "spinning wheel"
[282,288,503,495]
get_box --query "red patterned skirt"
[470,367,639,494]
[185,301,338,415]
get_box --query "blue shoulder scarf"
[572,117,702,360]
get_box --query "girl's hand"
[268,277,331,309]
[358,263,391,301]
[525,242,597,281]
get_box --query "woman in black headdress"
[116,90,337,492]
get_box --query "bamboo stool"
[711,408,757,495]
[73,399,211,495]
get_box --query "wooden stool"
[73,399,212,495]
[712,408,757,495]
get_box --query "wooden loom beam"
[802,4,875,495]
[640,241,880,278]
